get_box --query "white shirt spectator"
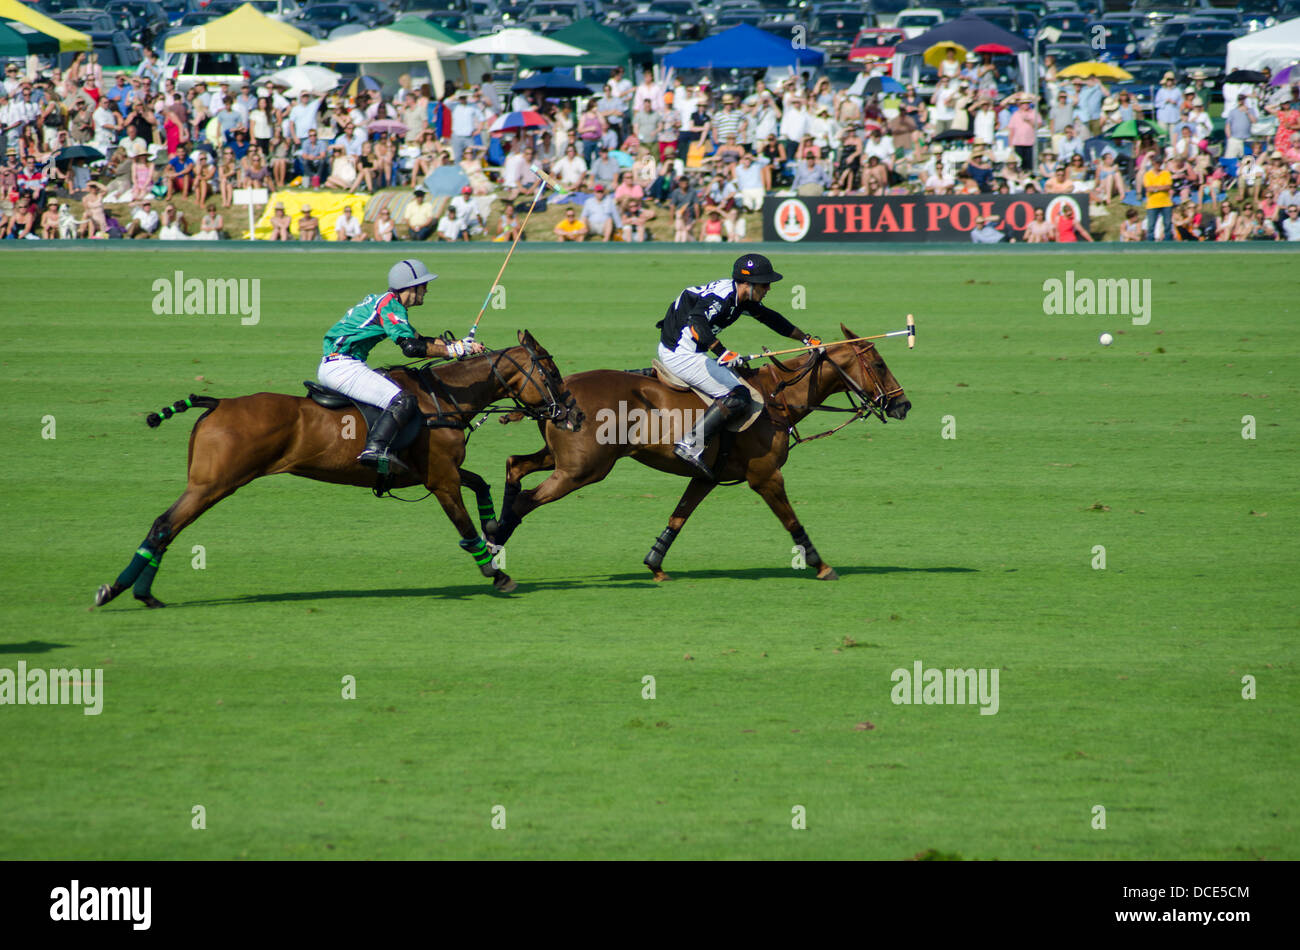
[436,213,463,241]
[451,101,483,137]
[289,99,319,141]
[634,80,663,112]
[450,194,483,233]
[503,151,539,190]
[779,104,809,142]
[553,153,587,189]
[335,210,363,240]
[132,205,160,233]
[92,103,118,149]
[864,134,893,164]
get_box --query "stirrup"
[674,440,713,479]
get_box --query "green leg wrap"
[131,546,165,597]
[459,535,495,576]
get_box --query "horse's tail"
[145,394,220,429]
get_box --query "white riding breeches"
[318,356,402,408]
[657,327,741,400]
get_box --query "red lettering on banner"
[978,200,996,222]
[927,203,951,231]
[900,203,916,231]
[876,204,900,232]
[949,202,978,231]
[843,203,872,232]
[1005,201,1033,231]
[817,204,843,234]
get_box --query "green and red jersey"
[322,292,419,360]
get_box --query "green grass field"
[0,247,1295,860]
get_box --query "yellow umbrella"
[0,0,90,51]
[923,41,966,70]
[1058,61,1132,81]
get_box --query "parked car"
[1111,57,1176,111]
[811,7,877,59]
[1138,16,1219,57]
[1088,19,1139,61]
[52,9,119,33]
[104,1,171,48]
[158,49,265,90]
[848,26,905,71]
[894,7,944,39]
[1171,31,1236,86]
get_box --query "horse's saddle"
[649,360,764,433]
[302,381,425,453]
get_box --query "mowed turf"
[0,247,1295,860]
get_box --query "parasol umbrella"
[423,165,471,196]
[923,41,966,69]
[1223,69,1267,84]
[450,28,586,57]
[367,119,408,137]
[865,75,904,96]
[511,72,591,98]
[1269,64,1296,87]
[52,144,104,169]
[489,110,549,135]
[339,74,383,97]
[932,128,974,142]
[1104,118,1163,141]
[609,149,634,168]
[973,43,1014,55]
[266,65,341,94]
[1058,61,1132,81]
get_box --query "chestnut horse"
[490,324,910,580]
[94,331,582,607]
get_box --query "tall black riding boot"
[357,392,418,474]
[674,399,732,479]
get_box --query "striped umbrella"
[340,75,383,97]
[489,110,549,135]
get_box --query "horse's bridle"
[485,337,575,426]
[767,343,901,445]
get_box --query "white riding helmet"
[388,259,438,291]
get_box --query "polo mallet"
[736,314,916,363]
[465,164,569,344]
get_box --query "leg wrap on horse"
[790,527,823,568]
[114,517,172,594]
[644,527,679,571]
[493,484,523,545]
[459,535,496,577]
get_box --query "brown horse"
[490,324,910,580]
[94,331,582,607]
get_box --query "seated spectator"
[554,144,587,191]
[198,204,224,240]
[1054,203,1093,242]
[494,204,524,243]
[733,152,766,211]
[697,207,726,242]
[450,185,484,237]
[435,205,464,242]
[1120,208,1144,242]
[403,187,436,240]
[613,170,644,214]
[590,145,620,189]
[158,204,188,240]
[373,206,395,241]
[581,183,621,241]
[335,204,365,241]
[269,201,292,241]
[40,202,59,239]
[124,199,160,238]
[1023,207,1053,242]
[165,144,195,199]
[3,196,37,239]
[553,206,587,241]
[79,182,108,237]
[299,129,330,188]
[791,155,830,195]
[324,144,357,190]
[298,204,320,241]
[621,196,654,242]
[1281,204,1300,241]
[970,214,1006,243]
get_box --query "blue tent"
[664,24,825,69]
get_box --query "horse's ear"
[839,323,856,339]
[517,329,530,345]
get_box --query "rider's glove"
[718,350,744,368]
[448,340,467,358]
[802,334,822,347]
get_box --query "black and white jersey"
[657,278,797,352]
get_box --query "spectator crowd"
[2,51,1299,242]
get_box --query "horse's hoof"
[94,583,124,608]
[134,593,167,608]
[493,573,517,593]
[816,565,840,581]
[650,569,671,582]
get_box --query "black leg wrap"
[791,527,823,567]
[644,527,679,570]
[493,502,522,547]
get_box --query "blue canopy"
[664,24,825,69]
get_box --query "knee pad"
[388,391,419,423]
[722,385,750,413]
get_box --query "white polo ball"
[1099,333,1114,346]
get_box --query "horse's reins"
[765,344,900,446]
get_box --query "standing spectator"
[449,91,485,161]
[576,99,606,165]
[930,77,956,135]
[733,152,766,210]
[668,175,698,242]
[1154,72,1182,135]
[778,95,809,158]
[633,68,663,113]
[632,98,660,152]
[403,187,436,240]
[1077,75,1104,137]
[1224,95,1256,160]
[1007,95,1040,171]
[288,92,319,145]
[1142,154,1174,241]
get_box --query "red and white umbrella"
[489,110,549,135]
